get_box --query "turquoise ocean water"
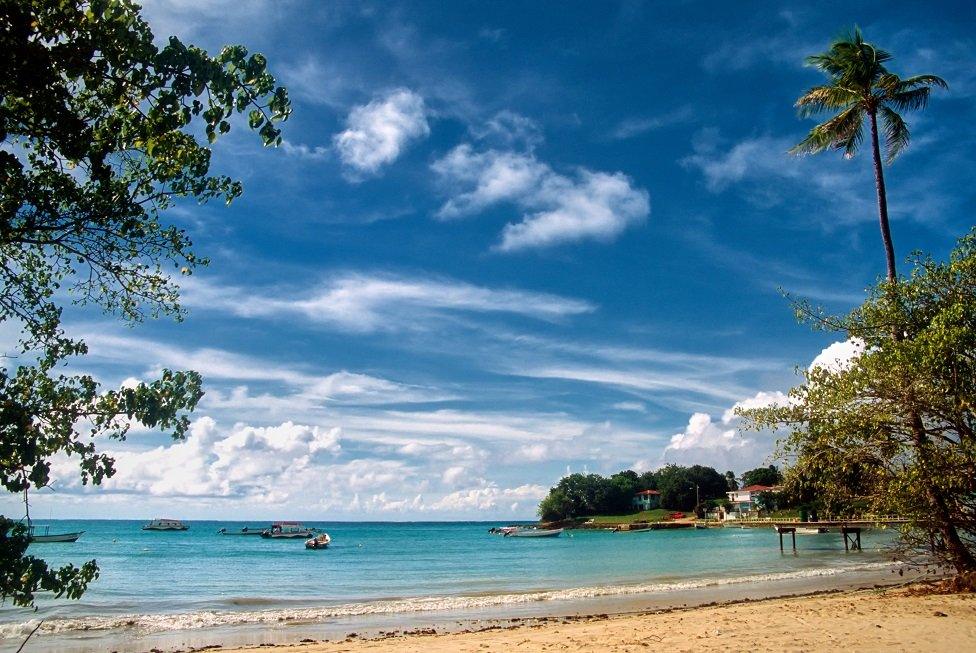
[0,520,897,648]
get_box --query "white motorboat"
[504,527,563,538]
[489,526,520,535]
[261,521,315,539]
[304,533,332,549]
[28,525,83,543]
[796,527,829,534]
[142,518,188,531]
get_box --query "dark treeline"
[537,464,773,521]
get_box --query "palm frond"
[790,105,865,157]
[828,106,865,158]
[794,27,940,167]
[886,87,932,112]
[877,72,947,111]
[795,85,859,117]
[790,129,834,156]
[879,106,910,163]
[898,74,948,90]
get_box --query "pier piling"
[841,527,862,552]
[776,526,796,552]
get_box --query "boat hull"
[30,531,83,543]
[305,534,332,549]
[504,528,563,538]
[142,525,188,531]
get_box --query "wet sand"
[213,585,976,652]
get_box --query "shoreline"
[210,581,976,652]
[7,564,931,653]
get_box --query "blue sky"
[12,0,976,521]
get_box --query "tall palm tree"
[790,27,946,282]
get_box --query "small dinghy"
[304,533,331,549]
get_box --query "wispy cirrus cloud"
[608,105,695,140]
[78,331,446,406]
[181,272,595,332]
[279,139,330,161]
[432,145,649,252]
[469,110,544,150]
[680,128,959,228]
[333,88,430,177]
[517,366,750,404]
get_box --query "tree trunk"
[869,111,898,282]
[910,413,976,573]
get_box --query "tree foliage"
[724,470,738,491]
[790,26,946,164]
[656,464,728,513]
[740,231,976,573]
[741,465,782,488]
[537,465,728,521]
[0,0,290,606]
[790,27,946,283]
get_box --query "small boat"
[504,527,563,538]
[261,521,315,539]
[489,526,520,535]
[218,526,267,535]
[304,533,332,549]
[797,527,829,534]
[613,525,652,533]
[29,525,84,543]
[142,518,188,531]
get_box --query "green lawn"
[585,509,673,524]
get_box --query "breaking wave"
[0,562,895,639]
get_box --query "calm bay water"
[0,520,898,648]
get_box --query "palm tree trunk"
[867,115,972,570]
[869,111,897,282]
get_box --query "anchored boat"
[142,518,188,531]
[217,526,267,535]
[304,533,332,549]
[503,527,563,538]
[28,525,83,543]
[261,521,315,539]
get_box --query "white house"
[726,484,779,514]
[632,489,661,511]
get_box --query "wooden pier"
[771,524,866,553]
[732,517,907,530]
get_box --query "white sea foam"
[0,562,895,638]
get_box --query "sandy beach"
[214,586,976,653]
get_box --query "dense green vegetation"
[758,28,974,574]
[741,465,783,487]
[741,232,976,573]
[537,465,729,521]
[0,0,289,606]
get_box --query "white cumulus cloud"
[60,418,343,499]
[333,88,429,176]
[809,338,865,373]
[432,145,649,252]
